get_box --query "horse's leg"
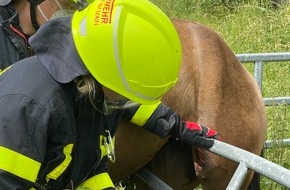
[247,166,261,190]
[140,138,200,190]
[108,119,168,182]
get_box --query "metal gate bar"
[135,168,173,190]
[236,52,290,107]
[136,140,290,190]
[264,138,290,149]
[263,97,290,106]
[237,52,290,148]
[137,139,290,189]
[209,140,290,189]
[236,52,290,62]
[226,162,249,190]
[237,53,290,105]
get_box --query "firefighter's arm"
[126,103,219,149]
[124,101,161,127]
[0,95,46,188]
[0,93,73,188]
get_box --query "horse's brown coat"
[109,19,267,190]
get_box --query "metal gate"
[136,52,290,189]
[237,52,290,149]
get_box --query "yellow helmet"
[72,0,182,105]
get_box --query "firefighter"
[0,0,219,189]
[0,0,76,68]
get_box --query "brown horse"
[108,19,268,190]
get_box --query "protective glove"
[171,121,220,149]
[142,103,220,149]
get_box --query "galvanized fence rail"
[210,140,290,189]
[236,52,290,107]
[236,52,290,149]
[136,140,290,190]
[136,52,290,189]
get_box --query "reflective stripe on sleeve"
[0,146,41,182]
[47,143,73,181]
[130,102,160,126]
[77,172,115,189]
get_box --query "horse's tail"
[247,149,264,190]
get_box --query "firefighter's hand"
[173,121,220,148]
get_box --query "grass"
[149,0,290,189]
[151,0,290,53]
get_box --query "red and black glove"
[171,121,219,149]
[142,103,220,149]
